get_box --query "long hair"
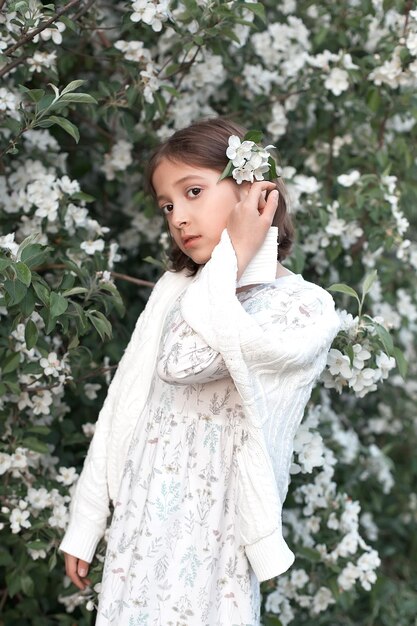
[145,117,295,275]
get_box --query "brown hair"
[145,117,295,275]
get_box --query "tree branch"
[33,263,156,288]
[72,0,97,22]
[23,364,119,393]
[4,0,82,57]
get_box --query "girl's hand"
[64,551,92,590]
[226,180,279,281]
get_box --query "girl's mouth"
[182,236,201,248]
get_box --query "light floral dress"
[95,277,300,626]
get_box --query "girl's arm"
[157,298,229,385]
[59,271,175,565]
[179,228,341,581]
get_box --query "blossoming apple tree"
[1,1,416,624]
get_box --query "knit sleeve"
[180,229,341,582]
[180,229,340,379]
[58,273,169,563]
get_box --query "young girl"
[60,118,341,625]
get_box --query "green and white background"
[0,1,416,624]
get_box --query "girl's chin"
[186,252,211,264]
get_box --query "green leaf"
[393,347,408,379]
[25,319,38,349]
[19,87,45,103]
[268,155,277,180]
[244,130,264,144]
[20,574,34,596]
[297,546,322,562]
[41,115,80,143]
[6,571,21,598]
[373,322,394,355]
[36,93,55,113]
[70,191,95,202]
[5,380,21,395]
[27,425,51,435]
[244,2,266,22]
[32,280,50,306]
[58,14,78,32]
[62,287,88,297]
[16,232,44,258]
[20,288,36,317]
[0,258,11,272]
[87,310,112,341]
[61,79,86,95]
[218,161,234,182]
[22,437,50,454]
[2,352,21,374]
[59,93,98,104]
[26,540,50,550]
[14,2,30,14]
[4,278,27,305]
[367,87,380,112]
[221,27,242,44]
[20,243,50,268]
[327,283,360,306]
[49,292,69,317]
[48,550,57,572]
[98,283,125,314]
[68,333,80,349]
[362,270,378,297]
[15,261,31,286]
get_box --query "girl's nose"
[172,205,190,229]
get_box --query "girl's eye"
[161,204,173,216]
[187,187,201,198]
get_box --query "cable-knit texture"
[59,229,341,583]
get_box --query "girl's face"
[152,158,242,265]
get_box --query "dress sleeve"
[157,295,230,384]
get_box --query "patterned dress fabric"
[95,278,300,626]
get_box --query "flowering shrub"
[1,1,416,625]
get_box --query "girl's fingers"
[240,181,277,220]
[263,189,279,221]
[64,553,92,590]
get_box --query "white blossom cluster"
[129,0,171,32]
[272,393,384,622]
[225,135,274,184]
[101,139,134,181]
[322,339,396,398]
[0,446,76,538]
[0,138,121,262]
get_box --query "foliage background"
[0,0,416,624]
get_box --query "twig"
[4,0,82,56]
[23,364,119,392]
[0,53,30,80]
[33,263,156,288]
[0,587,8,614]
[402,0,414,37]
[110,271,155,288]
[72,0,96,22]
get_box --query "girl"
[60,118,341,625]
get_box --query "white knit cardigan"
[59,229,341,582]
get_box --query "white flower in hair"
[220,132,278,185]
